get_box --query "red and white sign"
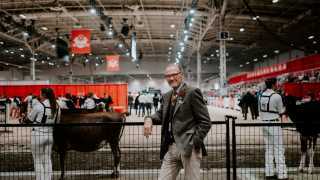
[106,55,120,72]
[247,63,287,79]
[71,29,91,54]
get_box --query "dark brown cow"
[19,102,126,179]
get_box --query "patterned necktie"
[171,92,178,106]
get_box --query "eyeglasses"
[164,72,181,78]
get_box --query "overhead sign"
[71,29,91,54]
[106,55,120,72]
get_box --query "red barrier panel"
[228,54,320,84]
[0,84,128,108]
[283,82,320,98]
[287,54,320,73]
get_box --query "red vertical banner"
[71,29,91,54]
[106,55,120,72]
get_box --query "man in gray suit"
[144,64,211,180]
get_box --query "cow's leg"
[110,140,121,178]
[299,153,306,172]
[299,135,307,172]
[308,136,317,174]
[59,151,66,180]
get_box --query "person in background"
[24,93,33,113]
[145,93,153,116]
[134,92,140,115]
[102,93,113,112]
[82,92,96,112]
[153,93,160,112]
[65,93,76,110]
[28,88,60,180]
[259,78,289,180]
[138,92,146,117]
[144,64,211,180]
[128,92,134,115]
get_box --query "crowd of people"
[0,92,114,121]
[128,91,161,116]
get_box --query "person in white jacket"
[82,92,96,112]
[28,88,60,180]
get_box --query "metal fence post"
[225,116,230,180]
[231,117,237,180]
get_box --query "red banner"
[71,29,91,54]
[247,63,287,80]
[106,55,120,72]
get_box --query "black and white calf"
[285,96,319,174]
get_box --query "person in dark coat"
[134,93,140,115]
[144,64,211,180]
[128,92,134,115]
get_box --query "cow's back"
[54,111,124,152]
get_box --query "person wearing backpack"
[259,78,289,180]
[28,88,60,180]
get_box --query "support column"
[30,57,35,80]
[69,63,73,84]
[197,48,201,88]
[219,0,228,96]
[219,38,227,95]
[90,76,94,84]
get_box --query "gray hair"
[166,64,184,74]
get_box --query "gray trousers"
[158,143,202,180]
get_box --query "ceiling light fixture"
[239,28,245,32]
[308,35,314,40]
[263,54,268,58]
[274,50,280,54]
[19,14,26,19]
[313,41,317,44]
[107,30,113,36]
[240,64,243,67]
[246,61,250,65]
[253,58,258,62]
[170,24,175,28]
[89,8,97,15]
[41,26,48,31]
[170,34,174,38]
[252,16,260,20]
[272,0,279,3]
[190,9,195,14]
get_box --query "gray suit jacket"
[150,83,211,159]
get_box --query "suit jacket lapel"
[162,90,173,122]
[173,84,187,118]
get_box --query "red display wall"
[228,54,320,84]
[283,83,320,98]
[0,83,128,109]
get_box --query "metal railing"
[0,117,319,180]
